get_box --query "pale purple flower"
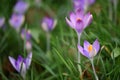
[41,17,57,32]
[9,52,32,78]
[66,10,92,34]
[73,0,95,11]
[0,17,5,28]
[78,39,100,58]
[14,1,29,14]
[9,13,25,31]
[21,29,31,41]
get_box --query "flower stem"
[90,59,99,80]
[46,32,50,52]
[108,0,113,21]
[77,33,82,78]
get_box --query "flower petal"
[9,56,19,72]
[41,20,49,32]
[84,40,90,52]
[75,19,84,33]
[69,12,76,27]
[14,1,29,14]
[89,48,96,58]
[16,55,23,72]
[9,13,25,31]
[65,17,74,28]
[52,19,57,30]
[88,0,95,5]
[83,49,90,58]
[78,44,84,54]
[20,62,27,79]
[24,52,32,69]
[83,12,93,28]
[76,9,84,19]
[93,39,100,54]
[73,0,84,11]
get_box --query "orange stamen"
[77,18,81,21]
[88,45,93,52]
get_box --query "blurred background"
[0,0,120,80]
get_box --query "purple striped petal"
[93,39,100,54]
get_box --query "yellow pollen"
[88,45,93,52]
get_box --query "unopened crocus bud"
[26,41,32,52]
[41,17,57,32]
[21,29,31,41]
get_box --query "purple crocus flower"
[73,0,95,11]
[66,10,92,34]
[21,29,31,41]
[9,52,32,78]
[9,13,25,31]
[73,0,84,11]
[0,17,5,28]
[13,1,29,14]
[41,17,57,32]
[78,39,100,58]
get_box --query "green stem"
[90,58,99,80]
[77,33,82,77]
[46,32,50,52]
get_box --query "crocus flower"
[66,10,92,34]
[13,1,29,14]
[9,52,32,79]
[21,29,31,41]
[73,0,95,11]
[78,39,100,58]
[41,17,57,32]
[73,0,84,11]
[0,17,5,28]
[9,13,25,31]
